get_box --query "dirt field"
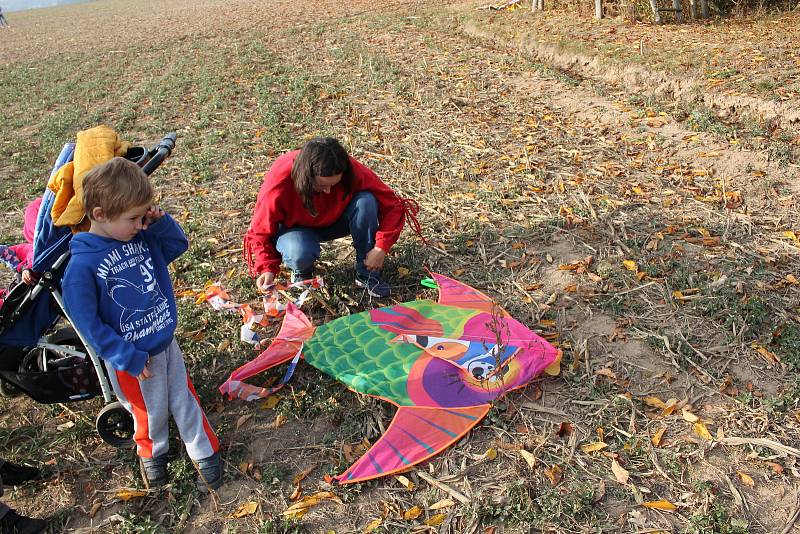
[0,0,799,532]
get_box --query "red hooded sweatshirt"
[244,150,405,275]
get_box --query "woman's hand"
[142,206,165,229]
[364,247,386,272]
[256,271,276,292]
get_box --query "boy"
[62,157,223,491]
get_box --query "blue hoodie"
[62,214,188,376]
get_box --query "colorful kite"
[220,273,559,484]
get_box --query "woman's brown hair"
[291,137,353,216]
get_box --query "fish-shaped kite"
[220,273,559,484]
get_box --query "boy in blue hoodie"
[62,157,223,492]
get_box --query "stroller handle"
[141,132,177,176]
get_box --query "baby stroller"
[0,131,177,448]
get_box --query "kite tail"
[219,303,315,401]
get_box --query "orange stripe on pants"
[187,378,219,453]
[115,370,153,458]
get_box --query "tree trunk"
[595,0,604,18]
[673,0,685,22]
[649,0,662,23]
[689,0,697,18]
[537,0,544,10]
[701,0,709,18]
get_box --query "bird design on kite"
[220,273,559,484]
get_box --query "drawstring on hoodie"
[401,198,428,246]
[243,233,258,277]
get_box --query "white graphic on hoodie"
[95,241,174,341]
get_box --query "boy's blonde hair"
[82,157,153,220]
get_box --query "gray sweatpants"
[106,338,218,461]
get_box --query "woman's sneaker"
[290,270,314,283]
[195,452,223,493]
[139,455,168,489]
[0,510,46,534]
[355,273,390,298]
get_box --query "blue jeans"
[275,191,379,278]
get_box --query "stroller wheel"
[0,379,22,397]
[96,401,135,449]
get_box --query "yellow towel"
[47,125,131,229]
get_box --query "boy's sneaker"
[195,452,223,493]
[355,273,390,298]
[139,455,168,489]
[290,270,314,284]
[0,461,39,486]
[0,509,46,534]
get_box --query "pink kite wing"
[432,272,504,315]
[431,273,545,347]
[334,404,490,484]
[219,303,315,400]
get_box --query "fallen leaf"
[283,491,342,520]
[396,475,415,491]
[752,343,780,365]
[611,459,629,484]
[581,442,608,453]
[623,259,638,272]
[544,464,562,486]
[267,414,287,429]
[595,368,617,379]
[227,501,259,519]
[694,422,713,441]
[593,480,606,503]
[642,499,678,511]
[88,502,102,518]
[57,421,75,432]
[403,506,422,520]
[425,514,447,526]
[261,396,280,410]
[115,489,147,501]
[363,518,382,533]
[289,484,302,501]
[484,447,498,460]
[651,427,667,447]
[681,409,699,423]
[765,461,784,475]
[737,471,755,487]
[429,498,455,510]
[519,449,537,469]
[397,266,411,277]
[235,414,253,430]
[292,463,318,485]
[644,396,667,409]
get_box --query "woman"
[244,137,405,298]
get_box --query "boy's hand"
[142,206,165,230]
[137,360,153,381]
[21,269,38,285]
